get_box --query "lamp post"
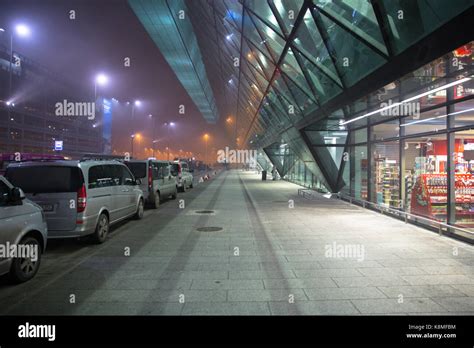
[164,122,175,161]
[203,133,210,165]
[129,100,141,157]
[1,24,30,118]
[131,133,141,158]
[94,74,108,101]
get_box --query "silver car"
[125,159,178,208]
[171,160,194,192]
[6,160,144,244]
[0,176,47,283]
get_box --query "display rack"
[410,173,474,225]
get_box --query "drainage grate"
[196,227,223,232]
[195,210,215,214]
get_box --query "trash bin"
[262,170,267,181]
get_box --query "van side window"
[122,166,135,185]
[89,165,104,189]
[151,163,160,180]
[162,165,170,177]
[110,165,123,186]
[89,165,113,188]
[0,181,10,206]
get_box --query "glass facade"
[336,42,474,236]
[131,0,474,238]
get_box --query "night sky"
[0,0,233,159]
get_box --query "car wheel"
[92,213,109,244]
[171,187,178,199]
[153,192,160,209]
[135,198,144,219]
[182,182,187,192]
[10,236,42,283]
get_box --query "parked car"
[5,160,144,244]
[0,176,48,283]
[125,159,177,208]
[171,160,194,192]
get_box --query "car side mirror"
[10,187,25,203]
[135,178,142,185]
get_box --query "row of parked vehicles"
[0,156,195,283]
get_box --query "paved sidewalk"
[2,170,474,315]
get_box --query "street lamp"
[203,133,210,165]
[164,122,176,161]
[0,23,31,115]
[130,99,141,147]
[131,133,141,158]
[94,73,108,101]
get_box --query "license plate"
[40,204,54,212]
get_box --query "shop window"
[350,145,368,200]
[371,119,399,141]
[402,106,447,136]
[453,130,474,230]
[350,128,367,144]
[402,134,447,222]
[371,141,400,208]
[453,99,474,128]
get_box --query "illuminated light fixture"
[0,28,5,32]
[340,77,472,126]
[226,33,233,40]
[15,24,31,37]
[134,100,141,106]
[401,107,474,127]
[228,79,233,84]
[95,73,108,86]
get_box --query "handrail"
[336,193,474,237]
[297,188,474,237]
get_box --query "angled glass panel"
[381,0,473,54]
[245,0,284,35]
[295,9,342,86]
[306,129,348,145]
[247,40,276,79]
[274,88,304,122]
[272,0,305,35]
[242,41,267,78]
[314,0,388,55]
[311,143,345,176]
[264,91,292,127]
[242,9,273,60]
[248,12,286,61]
[243,61,269,93]
[273,75,303,113]
[280,48,315,99]
[223,0,244,29]
[294,48,343,104]
[282,73,318,113]
[317,12,387,87]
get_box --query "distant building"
[0,39,104,158]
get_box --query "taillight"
[178,164,182,176]
[77,184,87,213]
[148,164,153,187]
